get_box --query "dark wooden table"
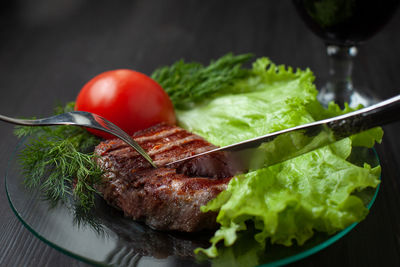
[1,1,399,266]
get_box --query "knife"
[166,94,400,173]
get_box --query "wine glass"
[293,0,399,108]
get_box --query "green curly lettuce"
[173,57,382,257]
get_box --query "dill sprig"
[151,53,253,109]
[15,102,102,211]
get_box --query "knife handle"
[326,94,400,139]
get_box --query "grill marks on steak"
[95,123,234,232]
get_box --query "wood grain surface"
[1,1,399,266]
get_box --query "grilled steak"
[94,123,235,232]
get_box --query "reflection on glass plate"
[5,139,380,267]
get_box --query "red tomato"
[75,69,176,139]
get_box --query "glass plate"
[5,139,380,267]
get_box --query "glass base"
[318,83,379,108]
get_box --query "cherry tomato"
[75,69,176,139]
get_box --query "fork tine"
[85,112,156,168]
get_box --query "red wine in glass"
[293,0,399,107]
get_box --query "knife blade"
[165,94,400,174]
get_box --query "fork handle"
[0,113,77,126]
[0,114,34,126]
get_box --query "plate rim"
[5,138,381,267]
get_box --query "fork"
[0,111,156,167]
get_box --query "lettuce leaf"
[175,57,382,257]
[177,58,318,146]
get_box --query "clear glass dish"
[5,139,380,267]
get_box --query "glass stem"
[319,45,358,107]
[327,45,357,91]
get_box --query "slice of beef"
[94,123,235,232]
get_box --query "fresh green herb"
[151,53,253,109]
[15,102,102,211]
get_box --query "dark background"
[1,1,400,266]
